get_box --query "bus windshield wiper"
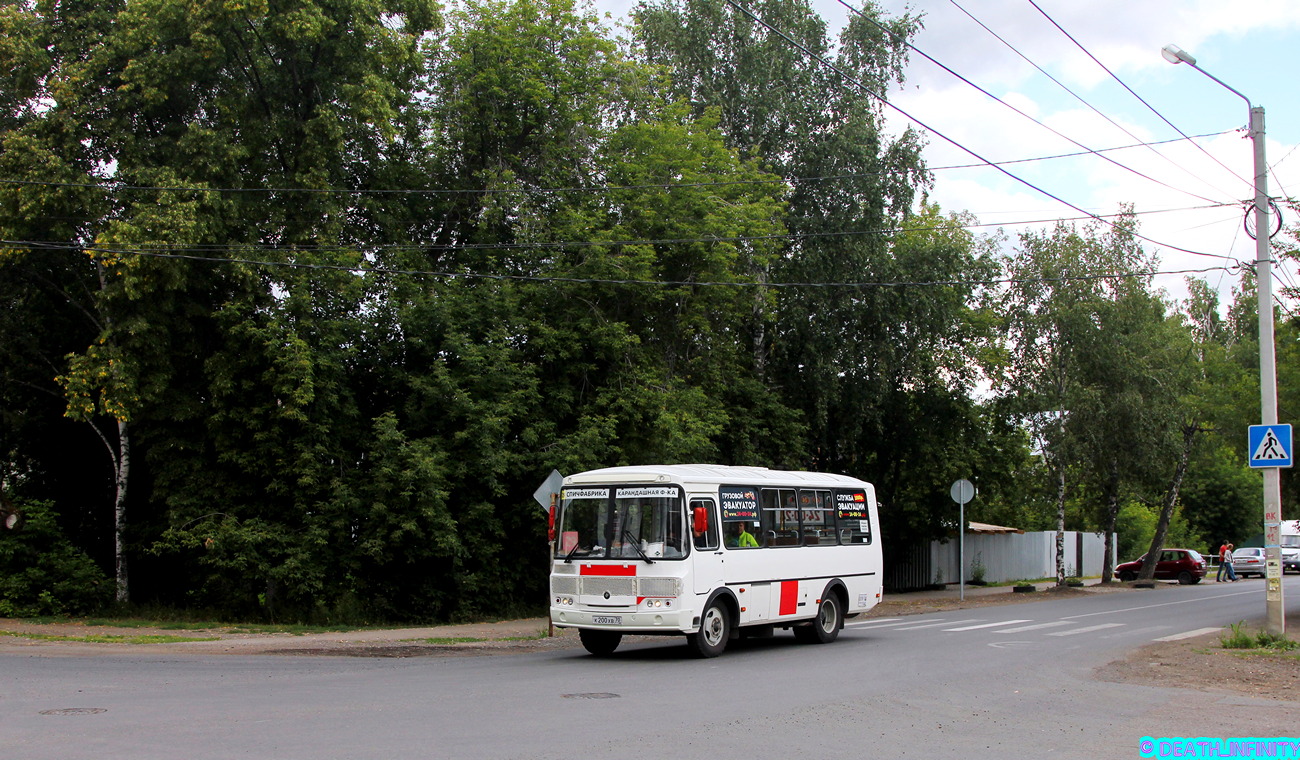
[623,530,654,565]
[563,542,584,564]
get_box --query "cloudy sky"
[596,0,1300,305]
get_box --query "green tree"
[633,0,1004,554]
[0,499,112,617]
[996,214,1193,583]
[3,0,439,613]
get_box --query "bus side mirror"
[693,505,708,535]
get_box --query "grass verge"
[0,629,220,645]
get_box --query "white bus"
[548,464,883,657]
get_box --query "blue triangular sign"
[1249,424,1293,468]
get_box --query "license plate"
[592,615,622,625]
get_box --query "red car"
[1115,548,1206,584]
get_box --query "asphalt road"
[5,576,1297,760]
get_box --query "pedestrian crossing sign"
[1248,424,1293,468]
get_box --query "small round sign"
[950,479,975,504]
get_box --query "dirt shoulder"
[2,583,1295,702]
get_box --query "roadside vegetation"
[0,629,219,645]
[1220,622,1300,653]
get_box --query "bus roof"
[563,464,873,491]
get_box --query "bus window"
[719,486,761,549]
[690,499,719,551]
[761,488,799,546]
[664,499,686,557]
[799,489,835,545]
[834,489,872,544]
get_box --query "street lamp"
[1162,44,1285,636]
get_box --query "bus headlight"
[554,596,574,606]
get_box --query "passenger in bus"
[727,522,758,548]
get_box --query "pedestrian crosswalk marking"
[1152,627,1222,642]
[993,621,1071,633]
[1101,625,1169,639]
[894,615,982,628]
[844,618,907,628]
[1249,424,1293,468]
[849,618,1223,643]
[1253,429,1289,460]
[942,620,1031,632]
[1045,623,1125,637]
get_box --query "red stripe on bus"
[779,581,798,615]
[579,564,637,576]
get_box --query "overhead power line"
[834,0,1227,207]
[0,202,1240,257]
[946,0,1241,204]
[720,0,1239,265]
[1026,0,1253,195]
[0,130,1238,198]
[6,238,1234,289]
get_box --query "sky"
[594,0,1300,306]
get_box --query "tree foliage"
[0,0,1286,619]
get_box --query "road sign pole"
[535,470,565,638]
[548,492,557,638]
[1249,424,1290,636]
[950,480,975,603]
[1247,106,1284,637]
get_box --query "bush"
[1220,621,1300,651]
[0,500,111,617]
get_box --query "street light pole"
[1163,44,1285,636]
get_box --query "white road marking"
[844,618,906,628]
[1099,625,1170,639]
[1045,623,1126,637]
[1061,589,1260,620]
[992,621,1072,633]
[892,619,983,631]
[1152,627,1223,642]
[942,619,1032,632]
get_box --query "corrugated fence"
[884,531,1116,590]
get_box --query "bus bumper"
[550,607,693,633]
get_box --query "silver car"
[1231,547,1266,578]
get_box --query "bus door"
[689,497,723,595]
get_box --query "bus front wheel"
[795,594,842,644]
[579,629,622,656]
[687,600,730,658]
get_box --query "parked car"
[1284,546,1300,574]
[1115,549,1206,584]
[1231,547,1266,578]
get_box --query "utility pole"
[1162,44,1285,635]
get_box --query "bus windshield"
[555,485,685,561]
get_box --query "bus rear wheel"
[579,629,622,656]
[687,600,730,658]
[794,594,842,644]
